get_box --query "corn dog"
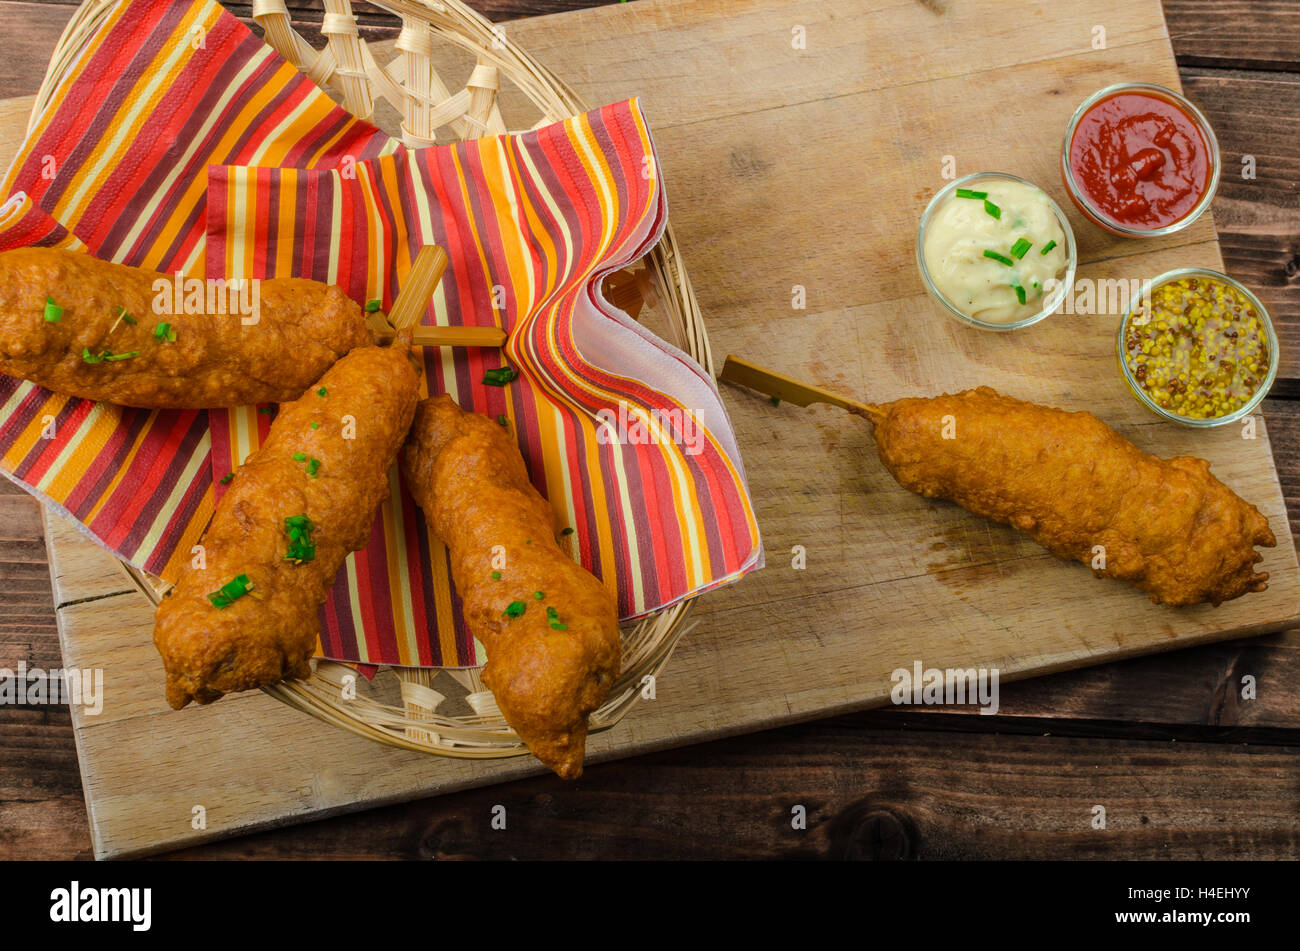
[868,387,1275,607]
[151,247,447,707]
[400,395,621,778]
[152,344,420,706]
[0,247,371,407]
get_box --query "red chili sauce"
[1068,91,1210,231]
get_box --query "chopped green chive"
[546,606,558,619]
[503,600,527,619]
[561,527,574,536]
[482,366,518,387]
[258,406,275,416]
[310,421,319,430]
[770,396,781,406]
[497,413,508,426]
[285,544,316,564]
[364,299,382,312]
[317,387,327,397]
[984,200,1001,219]
[983,250,1015,267]
[284,514,317,564]
[219,472,234,485]
[43,297,62,323]
[955,188,988,200]
[534,591,544,600]
[82,348,138,363]
[1009,238,1033,259]
[525,539,532,545]
[208,573,253,609]
[550,622,569,630]
[492,571,502,580]
[1040,239,1057,255]
[292,452,306,462]
[305,457,321,478]
[153,321,176,342]
[1012,282,1027,306]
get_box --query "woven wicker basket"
[35,0,713,762]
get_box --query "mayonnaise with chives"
[922,179,1069,324]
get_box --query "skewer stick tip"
[388,245,450,334]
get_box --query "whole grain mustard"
[1123,276,1268,420]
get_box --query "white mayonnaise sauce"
[923,179,1069,324]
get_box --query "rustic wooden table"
[2,0,1297,860]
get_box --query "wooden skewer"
[367,246,504,348]
[719,355,887,423]
[388,245,450,332]
[373,324,507,348]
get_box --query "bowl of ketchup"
[1062,82,1220,237]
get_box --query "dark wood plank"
[0,706,92,858]
[1182,71,1300,383]
[899,636,1300,737]
[1165,0,1300,72]
[0,480,59,670]
[0,3,76,99]
[162,720,1300,860]
[1264,399,1300,541]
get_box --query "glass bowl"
[1061,82,1220,238]
[916,171,1078,332]
[1117,267,1277,427]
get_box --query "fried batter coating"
[153,345,419,708]
[868,387,1275,607]
[0,247,371,407]
[401,395,621,779]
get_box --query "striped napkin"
[207,100,762,667]
[0,0,393,579]
[0,0,763,670]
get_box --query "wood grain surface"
[1,0,1298,861]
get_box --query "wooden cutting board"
[19,0,1300,858]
